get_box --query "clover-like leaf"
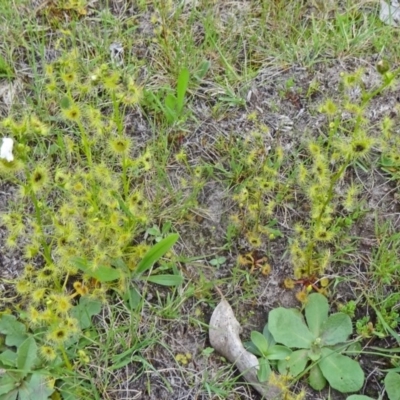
[17,337,38,372]
[277,349,308,377]
[257,358,271,383]
[320,313,352,346]
[0,374,19,396]
[262,323,275,347]
[71,257,121,282]
[385,371,400,400]
[305,293,329,337]
[309,364,326,391]
[319,348,364,393]
[0,350,17,367]
[0,315,28,347]
[266,345,291,361]
[269,308,315,349]
[251,331,269,357]
[70,296,102,330]
[18,373,54,400]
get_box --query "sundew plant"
[214,65,400,288]
[0,49,166,352]
[285,66,400,282]
[2,1,400,398]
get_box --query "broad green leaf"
[165,93,177,119]
[244,341,261,357]
[319,348,364,393]
[17,337,38,372]
[164,93,176,107]
[71,257,121,282]
[135,234,179,275]
[305,293,329,337]
[251,331,269,357]
[0,349,17,366]
[146,274,183,286]
[70,296,102,330]
[320,313,352,345]
[124,286,141,310]
[0,315,25,334]
[85,264,122,282]
[262,323,275,347]
[176,67,189,113]
[60,96,71,109]
[277,349,308,377]
[266,345,292,360]
[1,389,18,400]
[0,315,28,347]
[269,308,315,348]
[346,396,376,400]
[18,373,54,400]
[0,374,18,396]
[308,345,322,361]
[385,372,400,400]
[257,358,271,383]
[309,364,326,391]
[195,60,210,80]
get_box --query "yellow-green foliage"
[219,67,400,280]
[213,117,287,250]
[0,49,156,351]
[288,67,399,278]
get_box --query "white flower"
[0,137,14,162]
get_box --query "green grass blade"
[146,274,183,286]
[135,233,179,276]
[176,67,189,113]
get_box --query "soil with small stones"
[1,1,400,399]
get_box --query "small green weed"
[143,67,190,125]
[1,0,400,398]
[209,256,227,268]
[0,53,14,79]
[0,315,55,399]
[0,297,101,399]
[286,63,400,278]
[246,325,291,383]
[72,234,182,309]
[145,221,173,243]
[250,293,364,393]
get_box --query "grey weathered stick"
[209,298,282,399]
